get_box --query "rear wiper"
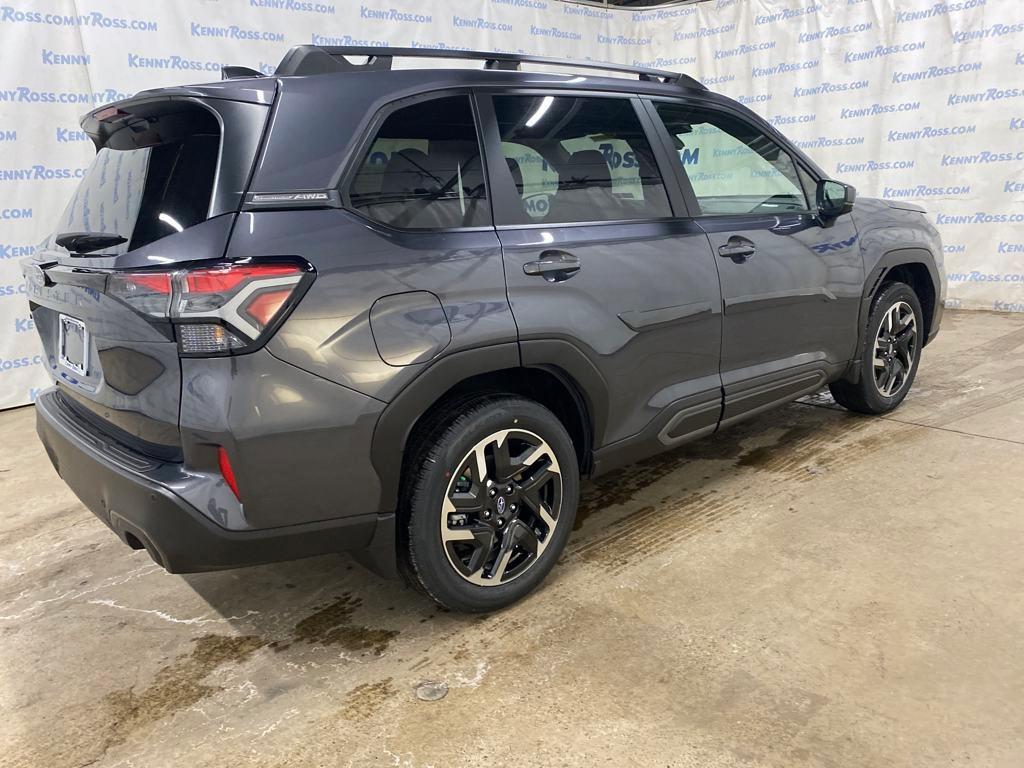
[55,231,127,254]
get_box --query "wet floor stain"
[567,409,914,574]
[570,490,744,574]
[287,592,398,656]
[573,411,839,532]
[102,633,266,751]
[736,425,820,469]
[340,678,395,721]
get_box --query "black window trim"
[473,87,686,230]
[337,87,496,234]
[642,95,827,222]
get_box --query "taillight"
[107,272,173,316]
[107,261,311,356]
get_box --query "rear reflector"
[218,446,241,501]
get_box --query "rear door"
[477,91,723,454]
[647,99,863,425]
[22,95,270,457]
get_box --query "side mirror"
[817,179,856,219]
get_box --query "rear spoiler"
[80,81,277,148]
[222,65,264,80]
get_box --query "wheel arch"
[370,341,606,518]
[847,248,941,383]
[862,248,940,340]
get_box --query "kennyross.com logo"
[312,33,386,46]
[0,165,85,181]
[798,21,872,42]
[599,33,653,46]
[0,6,157,30]
[794,80,869,97]
[936,211,1024,225]
[888,124,976,141]
[529,24,581,40]
[0,242,35,259]
[840,101,921,119]
[892,62,982,84]
[41,50,90,66]
[948,86,1022,107]
[845,41,925,63]
[128,54,225,72]
[895,0,987,23]
[359,6,431,22]
[190,23,285,43]
[0,354,42,372]
[0,87,132,104]
[941,150,1024,166]
[952,21,1024,43]
[836,159,915,173]
[250,0,335,13]
[454,16,512,32]
[883,183,971,198]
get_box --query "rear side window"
[55,104,221,254]
[654,103,810,215]
[347,95,489,229]
[491,95,671,225]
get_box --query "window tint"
[655,103,810,215]
[348,95,488,229]
[492,95,671,224]
[57,106,221,254]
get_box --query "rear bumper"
[36,389,390,573]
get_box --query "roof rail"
[273,45,706,90]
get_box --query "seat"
[549,149,619,222]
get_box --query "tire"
[830,281,924,415]
[403,395,579,613]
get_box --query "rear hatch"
[23,87,275,460]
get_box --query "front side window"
[347,95,488,229]
[492,95,672,224]
[654,102,810,215]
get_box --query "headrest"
[562,149,611,188]
[380,149,437,196]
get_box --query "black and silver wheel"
[871,299,918,398]
[404,395,579,612]
[831,281,924,415]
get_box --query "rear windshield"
[55,105,220,254]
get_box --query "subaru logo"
[496,496,506,514]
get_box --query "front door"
[476,92,723,455]
[650,100,864,425]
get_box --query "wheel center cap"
[496,496,506,515]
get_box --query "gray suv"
[24,46,945,612]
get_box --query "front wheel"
[403,395,579,613]
[830,281,924,415]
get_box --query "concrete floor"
[2,309,1023,768]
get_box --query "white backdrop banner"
[0,0,1021,408]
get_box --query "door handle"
[718,237,756,262]
[523,250,581,282]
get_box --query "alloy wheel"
[440,428,562,586]
[873,300,918,397]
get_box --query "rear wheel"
[830,281,923,414]
[403,396,579,612]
